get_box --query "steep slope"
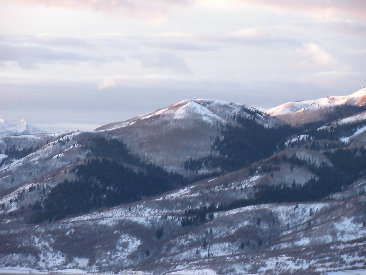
[267,87,366,126]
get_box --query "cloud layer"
[1,0,366,131]
[8,0,366,20]
[9,0,194,19]
[238,0,366,20]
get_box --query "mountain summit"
[97,98,281,131]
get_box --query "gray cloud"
[0,36,124,68]
[0,44,96,68]
[35,35,92,49]
[0,34,213,71]
[133,52,192,74]
[0,30,302,71]
[0,34,209,72]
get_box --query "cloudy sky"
[0,0,365,131]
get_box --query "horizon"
[1,0,365,132]
[2,85,366,133]
[3,85,366,133]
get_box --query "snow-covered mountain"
[98,99,280,131]
[0,119,44,137]
[0,99,285,194]
[96,99,284,176]
[266,87,366,125]
[267,87,366,116]
[1,94,366,274]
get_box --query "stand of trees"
[31,138,185,223]
[185,114,295,173]
[182,146,366,226]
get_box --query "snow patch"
[334,217,365,241]
[0,153,7,162]
[285,135,312,147]
[0,267,48,274]
[167,269,218,275]
[52,269,87,274]
[337,111,366,125]
[114,234,141,260]
[294,149,332,168]
[31,235,66,269]
[340,125,366,143]
[328,270,366,275]
[157,185,197,201]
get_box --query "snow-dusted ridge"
[1,92,366,274]
[97,98,280,131]
[266,87,366,116]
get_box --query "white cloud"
[0,35,105,68]
[97,78,117,90]
[298,42,337,66]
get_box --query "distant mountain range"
[0,87,366,274]
[0,118,44,137]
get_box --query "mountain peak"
[171,100,225,123]
[96,98,281,131]
[97,98,244,131]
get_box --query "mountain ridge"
[96,98,282,132]
[0,87,366,274]
[267,87,366,116]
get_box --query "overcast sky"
[0,0,365,132]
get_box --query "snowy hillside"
[98,99,281,131]
[1,93,366,274]
[0,119,44,137]
[0,141,365,274]
[267,87,366,116]
[96,99,284,176]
